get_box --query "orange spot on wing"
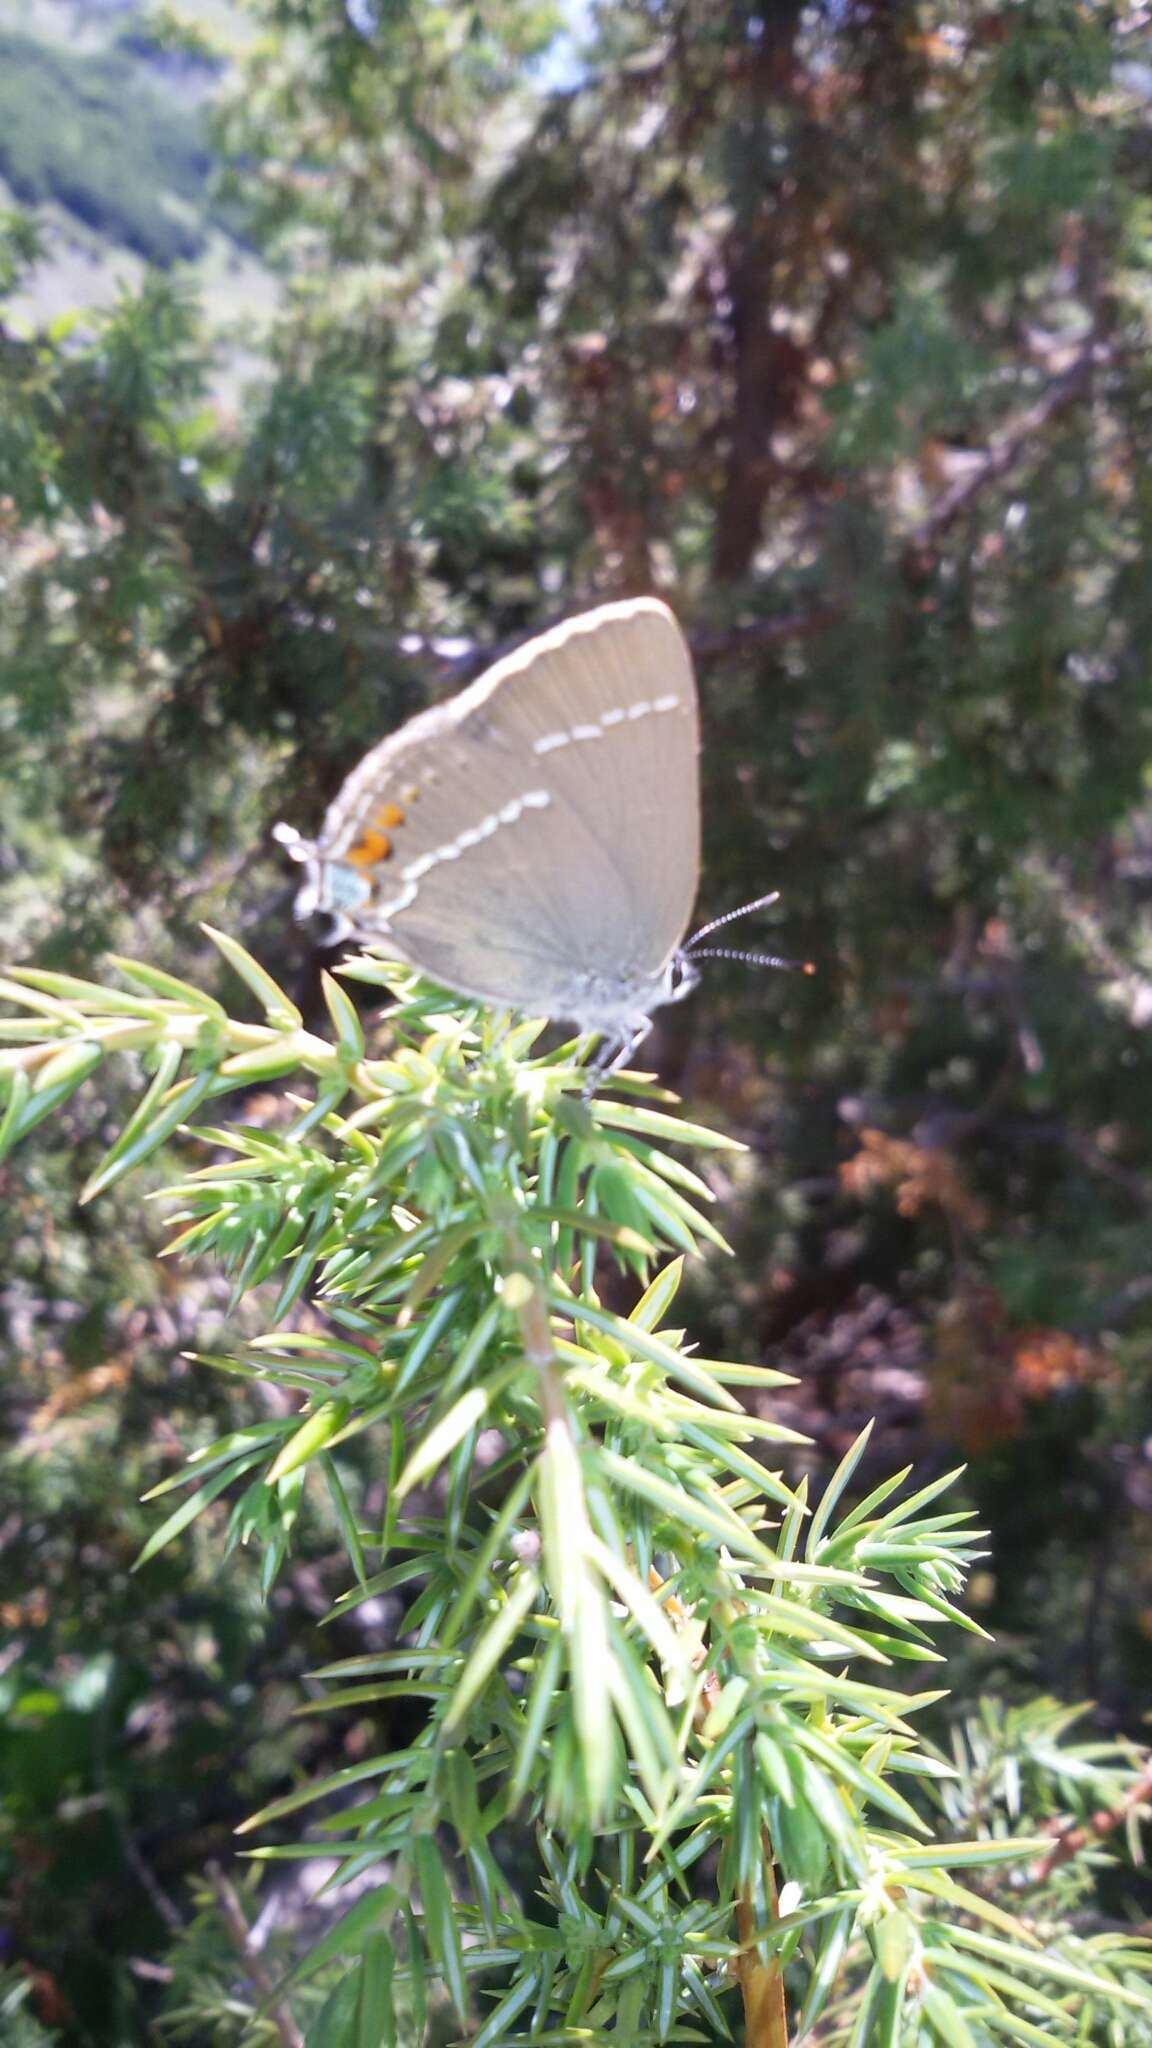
[377,802,406,828]
[347,826,392,867]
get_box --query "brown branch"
[1030,1760,1152,1885]
[733,1835,789,2048]
[910,341,1112,553]
[710,4,808,584]
[360,333,1111,685]
[415,602,837,695]
[207,1862,306,2048]
[422,336,1110,682]
[250,345,1113,706]
[689,602,842,659]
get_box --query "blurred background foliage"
[3,0,1152,2037]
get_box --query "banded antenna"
[684,892,815,976]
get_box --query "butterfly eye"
[308,905,354,948]
[668,954,700,1001]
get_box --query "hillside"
[0,0,275,351]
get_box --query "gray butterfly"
[277,598,788,1064]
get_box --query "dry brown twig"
[1030,1761,1152,1885]
[207,1862,305,2048]
[910,340,1113,552]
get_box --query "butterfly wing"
[313,598,700,1024]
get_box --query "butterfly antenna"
[686,891,781,951]
[690,946,816,975]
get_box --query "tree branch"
[1030,1760,1152,1885]
[689,602,841,658]
[279,344,1114,758]
[910,341,1112,553]
[207,1862,305,2048]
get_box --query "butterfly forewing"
[313,599,700,1027]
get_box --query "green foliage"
[6,0,1152,2036]
[0,32,221,266]
[0,1971,64,2048]
[0,208,43,295]
[2,950,1151,2043]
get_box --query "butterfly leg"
[582,1017,653,1098]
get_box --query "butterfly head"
[666,950,702,1006]
[273,822,370,946]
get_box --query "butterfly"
[276,598,792,1066]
